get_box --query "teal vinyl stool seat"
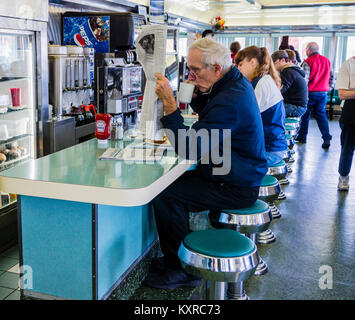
[267,160,289,185]
[218,200,272,276]
[178,229,259,300]
[285,124,297,137]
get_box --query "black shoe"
[150,256,166,273]
[294,136,306,143]
[208,211,225,229]
[144,268,202,290]
[322,141,330,149]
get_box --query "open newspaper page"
[136,25,167,142]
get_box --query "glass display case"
[0,30,36,210]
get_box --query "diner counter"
[0,138,194,207]
[0,137,195,300]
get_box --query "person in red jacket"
[296,42,334,149]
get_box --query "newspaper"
[136,25,168,142]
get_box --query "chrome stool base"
[227,282,249,300]
[257,229,276,244]
[279,178,289,185]
[269,203,281,218]
[287,164,293,173]
[277,190,287,200]
[205,280,226,300]
[254,257,268,276]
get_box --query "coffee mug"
[178,82,195,104]
[10,88,21,107]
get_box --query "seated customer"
[286,49,297,65]
[146,38,268,289]
[272,50,308,118]
[236,46,288,166]
[230,41,241,64]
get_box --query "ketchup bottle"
[95,113,111,140]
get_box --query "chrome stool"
[282,149,295,173]
[285,118,300,129]
[178,229,259,300]
[286,134,295,155]
[268,160,289,186]
[259,175,283,218]
[218,200,272,276]
[285,125,297,137]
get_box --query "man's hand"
[155,73,177,115]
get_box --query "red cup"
[10,88,21,107]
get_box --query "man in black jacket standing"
[272,50,308,118]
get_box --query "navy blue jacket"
[160,66,268,187]
[280,65,308,107]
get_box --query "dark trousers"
[152,170,259,268]
[338,123,355,177]
[298,91,332,142]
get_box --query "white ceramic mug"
[178,82,195,104]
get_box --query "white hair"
[306,42,319,53]
[188,38,233,73]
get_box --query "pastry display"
[0,143,27,164]
[0,152,6,163]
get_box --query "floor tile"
[4,289,21,300]
[0,271,19,290]
[7,263,19,274]
[0,246,19,260]
[0,286,13,300]
[0,257,18,272]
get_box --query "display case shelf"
[0,153,30,172]
[0,133,32,145]
[0,107,32,117]
[0,76,30,82]
[0,199,17,211]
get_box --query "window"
[278,36,324,60]
[233,37,246,50]
[346,36,355,59]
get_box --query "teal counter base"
[18,195,157,300]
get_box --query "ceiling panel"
[165,0,355,27]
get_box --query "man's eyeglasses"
[187,65,208,77]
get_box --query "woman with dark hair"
[235,46,288,166]
[230,41,241,64]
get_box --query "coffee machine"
[97,57,143,128]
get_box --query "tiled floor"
[0,245,20,300]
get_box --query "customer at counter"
[235,46,288,166]
[271,50,308,118]
[145,38,268,289]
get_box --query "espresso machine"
[45,45,96,155]
[97,57,143,129]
